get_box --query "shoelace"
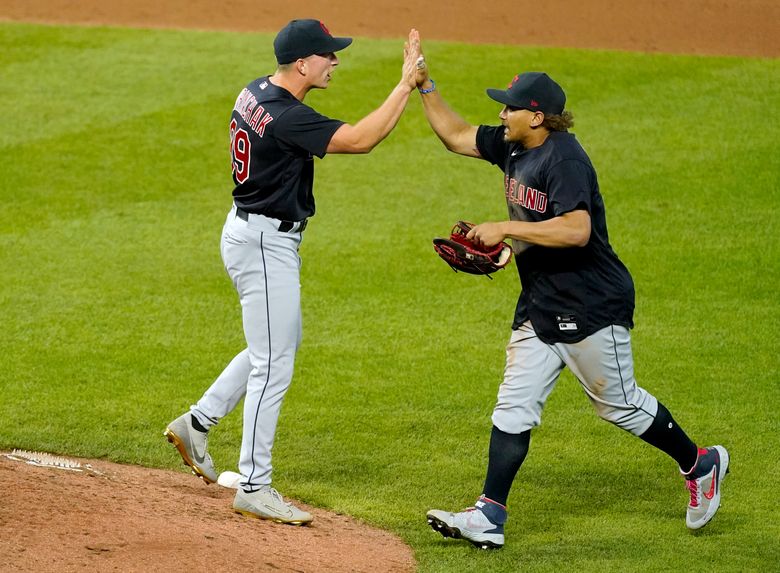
[268,487,292,507]
[686,478,700,508]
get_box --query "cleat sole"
[163,428,215,485]
[427,515,502,549]
[234,508,310,526]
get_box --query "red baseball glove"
[433,221,512,278]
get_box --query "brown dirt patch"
[0,453,415,573]
[1,0,778,57]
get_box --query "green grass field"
[1,22,778,572]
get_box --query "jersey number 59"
[229,118,250,184]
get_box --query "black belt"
[235,207,307,233]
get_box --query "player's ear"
[296,58,307,76]
[530,111,545,127]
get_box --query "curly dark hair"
[542,110,574,132]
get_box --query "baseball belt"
[235,207,308,233]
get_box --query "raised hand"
[413,30,429,87]
[402,28,421,90]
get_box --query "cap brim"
[486,88,518,107]
[325,37,353,53]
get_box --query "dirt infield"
[0,2,776,572]
[1,0,778,57]
[0,453,415,572]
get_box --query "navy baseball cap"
[486,72,566,115]
[274,19,353,64]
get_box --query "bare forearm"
[327,28,420,155]
[351,82,413,152]
[468,211,592,248]
[327,82,412,154]
[419,81,479,156]
[502,217,590,248]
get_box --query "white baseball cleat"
[233,486,313,525]
[683,445,730,530]
[164,413,218,484]
[427,496,506,549]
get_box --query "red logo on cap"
[508,74,520,88]
[319,21,332,36]
[530,99,539,107]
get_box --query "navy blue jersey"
[229,76,344,221]
[476,126,635,343]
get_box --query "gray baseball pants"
[190,205,304,489]
[493,321,658,435]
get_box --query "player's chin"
[503,128,520,142]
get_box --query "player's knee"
[594,404,653,436]
[492,409,539,435]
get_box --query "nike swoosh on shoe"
[263,504,294,518]
[703,471,718,500]
[191,431,206,460]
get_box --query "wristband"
[418,79,436,94]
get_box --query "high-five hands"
[402,29,422,90]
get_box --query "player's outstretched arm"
[327,29,420,154]
[468,210,592,249]
[414,38,480,158]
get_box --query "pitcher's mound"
[0,452,415,573]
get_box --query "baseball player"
[414,44,729,549]
[165,21,421,525]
